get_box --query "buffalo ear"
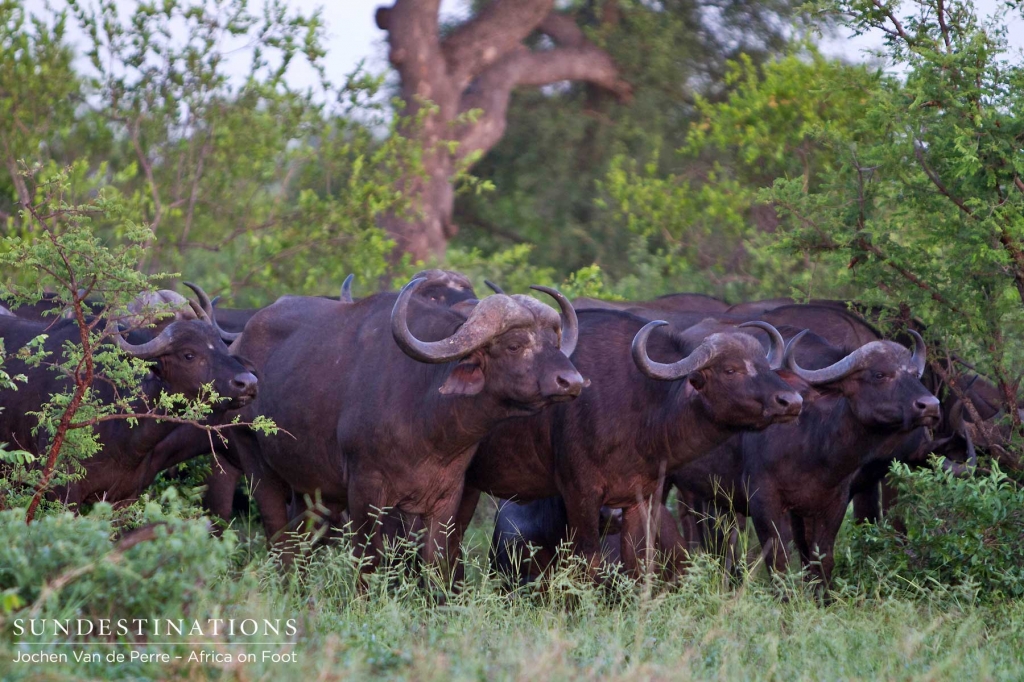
[440,361,485,396]
[688,370,706,392]
[776,369,809,391]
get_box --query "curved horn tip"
[182,281,238,342]
[182,281,213,311]
[783,329,810,361]
[908,329,927,377]
[783,329,813,374]
[645,319,669,330]
[401,277,428,295]
[632,320,716,381]
[340,274,355,303]
[530,285,580,357]
[391,278,453,364]
[631,319,670,357]
[105,317,176,358]
[738,320,785,370]
[485,280,505,295]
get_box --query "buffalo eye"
[724,368,736,375]
[182,352,196,361]
[873,372,887,380]
[506,343,522,354]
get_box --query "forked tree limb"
[457,44,631,159]
[442,0,556,90]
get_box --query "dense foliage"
[840,462,1024,600]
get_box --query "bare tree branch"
[442,0,555,90]
[537,11,590,47]
[870,0,912,43]
[457,29,631,160]
[913,141,974,218]
[937,0,952,52]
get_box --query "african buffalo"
[228,276,584,576]
[0,289,257,506]
[459,311,802,577]
[670,330,940,588]
[201,270,484,526]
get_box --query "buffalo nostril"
[915,396,940,414]
[555,370,585,395]
[775,392,802,408]
[232,372,258,393]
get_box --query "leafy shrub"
[0,501,236,622]
[838,461,1024,601]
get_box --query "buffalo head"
[632,320,803,428]
[786,330,940,429]
[110,293,258,410]
[392,278,585,414]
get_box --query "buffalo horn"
[183,282,240,343]
[105,318,176,358]
[340,274,355,303]
[908,329,927,378]
[530,285,578,357]
[785,329,929,384]
[631,320,719,381]
[738,321,785,370]
[391,278,507,363]
[485,280,505,295]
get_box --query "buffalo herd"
[0,270,1000,590]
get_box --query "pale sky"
[22,0,1024,94]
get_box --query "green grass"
[1,500,1023,681]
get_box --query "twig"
[913,141,974,219]
[937,0,952,53]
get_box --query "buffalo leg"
[749,490,794,577]
[450,486,481,586]
[561,487,604,576]
[799,503,847,591]
[851,481,881,524]
[619,502,647,577]
[420,490,466,591]
[675,490,703,553]
[880,477,907,533]
[248,470,296,561]
[230,429,295,560]
[347,476,389,582]
[620,500,678,578]
[725,512,746,578]
[204,461,242,528]
[653,503,689,577]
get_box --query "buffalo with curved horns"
[463,311,803,578]
[0,285,256,506]
[226,276,584,577]
[202,270,485,526]
[670,329,940,589]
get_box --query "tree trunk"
[376,1,631,263]
[381,152,456,262]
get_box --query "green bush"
[0,501,236,621]
[838,462,1024,601]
